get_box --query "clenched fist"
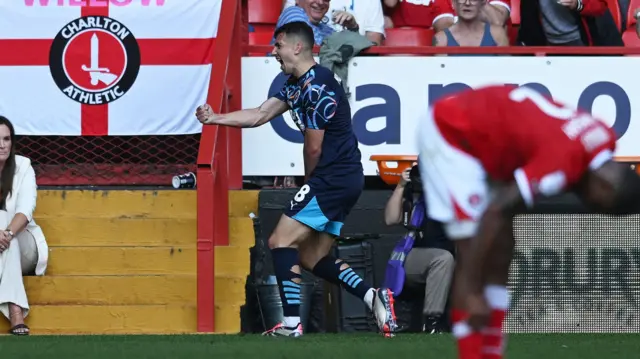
[195,104,219,125]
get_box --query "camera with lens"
[407,164,422,194]
[401,163,422,228]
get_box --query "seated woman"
[0,115,48,335]
[433,0,509,48]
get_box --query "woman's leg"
[0,237,28,331]
[0,230,38,334]
[17,230,38,276]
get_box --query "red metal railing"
[227,0,244,190]
[196,0,239,333]
[244,45,640,56]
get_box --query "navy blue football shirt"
[273,64,362,178]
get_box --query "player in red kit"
[417,84,640,359]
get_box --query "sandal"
[9,323,30,336]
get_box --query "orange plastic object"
[370,155,418,185]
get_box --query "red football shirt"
[390,0,455,28]
[431,85,616,195]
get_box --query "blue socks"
[271,247,302,318]
[312,255,372,300]
[272,250,376,327]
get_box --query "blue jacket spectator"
[273,6,334,45]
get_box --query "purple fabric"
[383,199,425,296]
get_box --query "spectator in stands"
[274,3,335,45]
[383,0,510,28]
[433,0,510,47]
[518,0,624,45]
[283,0,386,44]
[383,0,455,31]
[384,164,454,334]
[0,116,48,336]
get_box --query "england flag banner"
[0,0,221,136]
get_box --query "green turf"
[0,334,639,359]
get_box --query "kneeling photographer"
[383,163,455,334]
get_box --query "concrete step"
[39,217,197,247]
[228,190,259,218]
[35,189,259,219]
[228,217,255,248]
[45,246,250,277]
[215,246,250,277]
[215,304,242,334]
[24,275,196,305]
[35,190,196,219]
[38,217,253,248]
[215,275,247,305]
[46,247,196,275]
[0,305,197,334]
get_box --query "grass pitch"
[0,333,639,359]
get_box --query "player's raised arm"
[195,98,289,128]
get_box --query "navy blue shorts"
[284,174,363,236]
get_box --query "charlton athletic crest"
[49,16,141,105]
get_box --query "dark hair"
[273,21,315,50]
[0,116,17,211]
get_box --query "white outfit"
[284,0,385,37]
[416,108,493,241]
[0,155,48,320]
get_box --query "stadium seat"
[249,29,275,45]
[384,27,434,46]
[622,1,639,48]
[510,0,520,25]
[248,0,282,24]
[627,0,640,28]
[248,29,275,56]
[622,30,640,46]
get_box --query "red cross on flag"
[0,0,220,136]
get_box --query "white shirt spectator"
[0,154,49,330]
[284,0,385,38]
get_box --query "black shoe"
[422,315,444,334]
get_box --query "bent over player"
[417,84,640,359]
[195,21,397,337]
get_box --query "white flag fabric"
[0,0,222,136]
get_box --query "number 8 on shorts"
[293,184,311,203]
[283,176,361,236]
[284,182,330,233]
